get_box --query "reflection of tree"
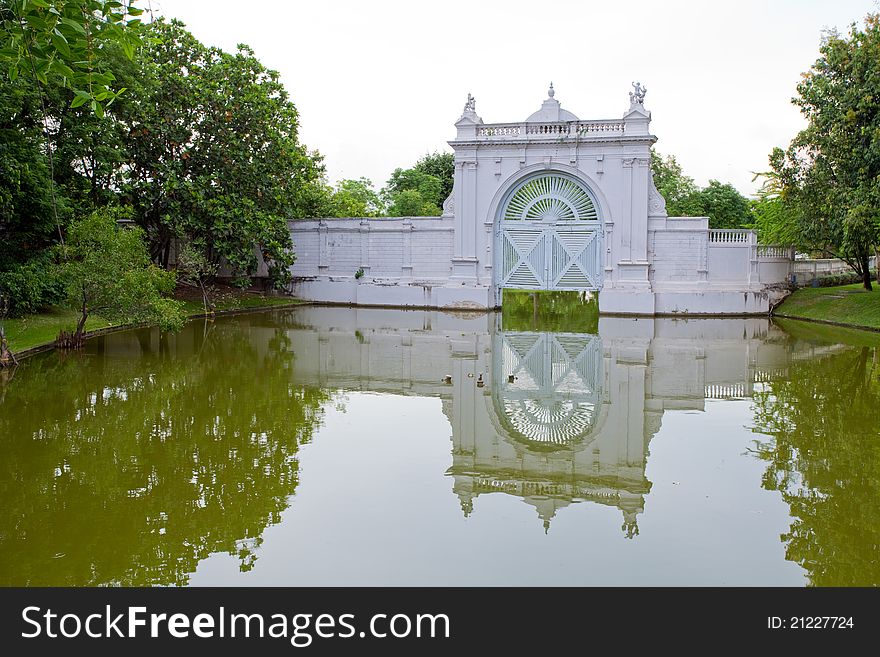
[501,290,599,333]
[751,345,880,586]
[0,318,331,586]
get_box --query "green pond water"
[1,299,878,586]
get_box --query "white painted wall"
[288,217,490,308]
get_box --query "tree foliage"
[1,11,329,325]
[412,151,454,202]
[650,150,752,228]
[56,209,184,341]
[117,19,323,285]
[693,180,753,229]
[176,242,218,315]
[382,151,453,217]
[760,14,880,289]
[0,76,62,266]
[321,177,384,217]
[0,0,144,115]
[650,150,700,217]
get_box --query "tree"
[1,1,146,320]
[384,168,443,216]
[324,178,384,217]
[55,209,184,345]
[412,151,453,203]
[380,151,453,217]
[176,243,218,315]
[119,19,326,286]
[0,75,63,266]
[693,180,753,229]
[651,150,752,227]
[765,14,880,289]
[650,150,701,217]
[750,149,798,245]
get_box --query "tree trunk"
[74,292,88,343]
[0,328,17,368]
[862,253,873,291]
[875,247,879,285]
[198,278,213,315]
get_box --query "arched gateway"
[288,83,793,315]
[496,172,603,295]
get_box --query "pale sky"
[151,0,877,196]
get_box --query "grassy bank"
[774,283,880,331]
[4,286,302,356]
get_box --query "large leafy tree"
[750,148,797,245]
[0,0,140,258]
[0,0,144,318]
[384,169,443,216]
[119,19,325,285]
[764,14,880,289]
[0,76,60,266]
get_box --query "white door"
[498,173,602,291]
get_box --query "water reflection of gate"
[494,331,603,447]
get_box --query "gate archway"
[495,172,603,293]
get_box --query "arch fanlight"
[493,332,603,450]
[503,174,598,222]
[502,397,598,446]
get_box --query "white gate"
[497,173,602,291]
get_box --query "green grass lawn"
[4,288,303,355]
[3,308,114,354]
[774,283,880,330]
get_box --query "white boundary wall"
[287,87,796,315]
[288,217,488,308]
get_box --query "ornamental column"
[598,84,655,314]
[450,96,481,283]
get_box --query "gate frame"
[491,165,610,305]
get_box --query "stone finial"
[463,93,476,113]
[629,81,647,106]
[548,82,555,98]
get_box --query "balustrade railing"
[708,229,751,244]
[476,120,625,139]
[756,245,793,259]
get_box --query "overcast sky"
[151,0,877,196]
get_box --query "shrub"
[0,254,63,317]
